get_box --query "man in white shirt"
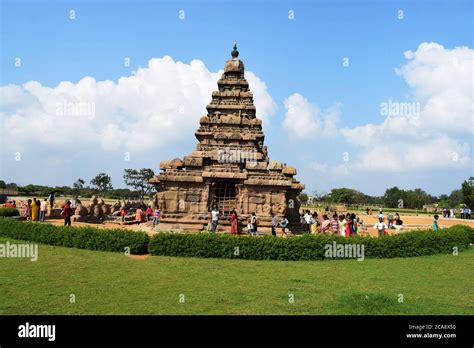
[373,217,388,237]
[39,198,48,222]
[210,206,219,232]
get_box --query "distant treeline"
[0,168,156,200]
[299,177,474,209]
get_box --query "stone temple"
[150,44,304,233]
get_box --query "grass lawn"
[0,236,472,315]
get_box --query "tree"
[461,177,474,208]
[383,186,403,208]
[123,168,155,198]
[0,180,6,189]
[330,188,357,205]
[73,178,85,195]
[449,189,463,207]
[5,182,17,190]
[298,193,309,204]
[311,190,329,202]
[90,173,113,192]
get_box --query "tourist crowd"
[439,207,471,219]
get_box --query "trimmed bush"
[149,225,473,261]
[0,207,20,217]
[0,218,149,254]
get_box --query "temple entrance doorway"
[211,181,237,216]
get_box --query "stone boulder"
[75,204,88,216]
[90,195,98,205]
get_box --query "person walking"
[247,219,253,235]
[250,212,257,236]
[433,214,439,232]
[373,217,387,237]
[135,207,143,225]
[387,212,394,228]
[339,214,347,237]
[280,216,289,238]
[271,213,278,237]
[330,214,339,235]
[39,198,48,222]
[62,201,72,226]
[152,206,160,228]
[309,213,318,234]
[320,215,331,234]
[120,207,126,223]
[210,206,219,232]
[48,192,55,209]
[31,198,39,221]
[230,208,238,235]
[25,199,32,220]
[145,206,152,221]
[304,210,312,233]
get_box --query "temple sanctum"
[150,44,304,233]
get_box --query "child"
[250,212,257,235]
[280,216,289,238]
[373,217,387,238]
[247,219,253,235]
[153,207,160,228]
[433,214,439,232]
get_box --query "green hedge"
[148,225,474,261]
[0,217,472,260]
[0,218,148,254]
[0,207,20,217]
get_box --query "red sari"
[230,213,238,235]
[345,219,352,237]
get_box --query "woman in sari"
[31,198,39,221]
[320,214,331,234]
[310,213,318,234]
[345,213,352,237]
[24,199,32,219]
[230,208,238,235]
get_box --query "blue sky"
[1,0,473,196]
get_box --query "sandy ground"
[42,213,474,238]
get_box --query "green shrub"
[0,218,149,254]
[148,225,473,261]
[0,207,20,217]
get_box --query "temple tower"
[150,44,304,233]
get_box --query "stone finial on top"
[224,41,244,73]
[231,42,239,58]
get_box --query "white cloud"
[310,162,328,173]
[338,42,473,173]
[0,56,277,155]
[282,93,341,139]
[396,42,474,134]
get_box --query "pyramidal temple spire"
[150,44,304,233]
